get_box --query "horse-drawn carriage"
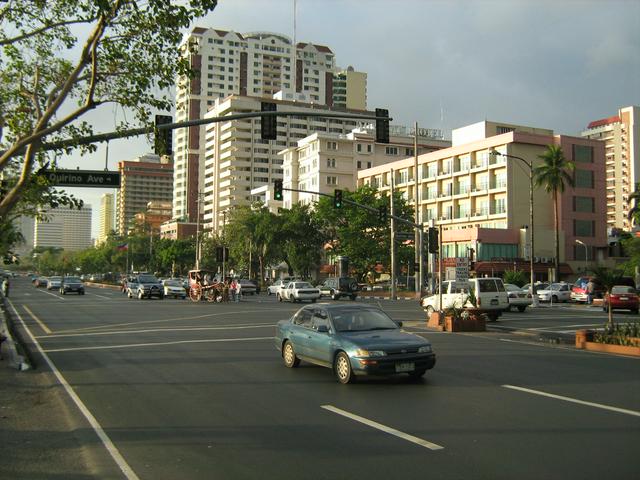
[187,269,227,303]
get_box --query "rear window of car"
[138,275,158,283]
[295,282,313,289]
[478,279,498,292]
[65,277,81,282]
[611,286,636,294]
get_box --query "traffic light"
[333,189,343,208]
[375,108,389,144]
[154,115,173,155]
[273,179,283,201]
[428,227,439,254]
[261,102,277,140]
[378,205,387,223]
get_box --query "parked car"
[237,279,257,295]
[268,279,286,295]
[60,276,85,295]
[277,281,321,303]
[46,276,62,290]
[275,304,436,383]
[603,286,639,314]
[33,276,48,288]
[537,282,572,303]
[162,279,186,299]
[522,282,549,295]
[133,274,164,300]
[504,283,532,312]
[319,277,359,300]
[571,276,603,303]
[421,278,509,321]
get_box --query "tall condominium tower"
[116,154,173,235]
[34,206,92,251]
[97,193,115,245]
[173,27,368,224]
[582,106,639,231]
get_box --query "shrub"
[593,321,640,346]
[503,270,527,287]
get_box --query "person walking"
[230,278,238,302]
[586,280,594,305]
[1,275,9,298]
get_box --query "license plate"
[491,299,498,305]
[620,297,628,301]
[395,362,415,373]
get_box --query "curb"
[0,296,31,371]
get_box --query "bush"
[593,321,640,346]
[503,270,527,287]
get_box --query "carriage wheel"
[189,285,202,302]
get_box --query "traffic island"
[427,310,486,332]
[575,329,640,357]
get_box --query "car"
[536,282,572,303]
[522,282,549,295]
[60,276,85,295]
[162,279,186,299]
[571,276,604,303]
[603,286,639,314]
[277,281,321,303]
[46,276,62,290]
[319,277,359,300]
[504,283,532,312]
[237,279,257,295]
[275,304,436,384]
[33,276,48,288]
[133,274,164,299]
[421,278,509,321]
[267,279,286,295]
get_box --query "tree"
[277,203,327,278]
[533,145,574,282]
[591,266,624,329]
[0,0,218,220]
[628,183,640,228]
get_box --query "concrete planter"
[575,330,640,356]
[444,313,486,332]
[427,311,444,331]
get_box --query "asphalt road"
[4,278,640,480]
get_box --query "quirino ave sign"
[41,169,120,188]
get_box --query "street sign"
[41,169,120,188]
[454,257,469,288]
[395,231,414,241]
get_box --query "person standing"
[586,279,594,305]
[230,278,238,302]
[2,275,9,298]
[235,279,242,302]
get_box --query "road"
[3,277,640,480]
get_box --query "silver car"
[47,276,62,290]
[537,283,572,303]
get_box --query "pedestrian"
[1,275,9,298]
[230,278,238,302]
[235,279,242,302]
[586,280,594,305]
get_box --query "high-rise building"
[116,154,173,235]
[34,206,92,251]
[97,193,115,245]
[173,28,368,223]
[357,120,606,279]
[581,106,639,231]
[200,95,380,233]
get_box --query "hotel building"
[34,206,92,251]
[357,121,606,278]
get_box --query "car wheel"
[425,305,434,316]
[487,313,498,322]
[127,291,132,298]
[80,291,85,295]
[334,352,355,384]
[138,291,144,300]
[552,295,558,303]
[517,306,526,312]
[349,281,358,292]
[282,341,300,368]
[181,295,186,300]
[331,290,339,300]
[277,294,282,302]
[408,369,426,380]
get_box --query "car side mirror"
[316,325,329,333]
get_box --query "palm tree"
[591,266,624,329]
[533,145,575,282]
[628,183,640,228]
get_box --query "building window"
[327,141,338,150]
[573,196,595,213]
[357,161,362,169]
[327,158,336,168]
[326,176,337,185]
[574,219,595,237]
[575,169,594,188]
[573,145,594,163]
[385,146,398,155]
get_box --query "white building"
[34,206,92,251]
[173,28,368,224]
[97,193,115,245]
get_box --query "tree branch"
[0,18,92,46]
[0,144,38,218]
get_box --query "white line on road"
[87,292,112,300]
[43,336,274,353]
[502,385,640,417]
[7,299,141,480]
[527,323,602,331]
[23,305,52,334]
[321,405,444,451]
[35,288,65,300]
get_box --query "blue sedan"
[275,304,436,384]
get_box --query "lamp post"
[492,150,537,307]
[575,239,588,273]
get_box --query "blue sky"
[58,0,640,236]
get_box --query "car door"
[305,308,333,365]
[289,307,313,356]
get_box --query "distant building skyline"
[34,206,92,251]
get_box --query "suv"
[320,277,359,300]
[134,274,164,300]
[421,277,509,321]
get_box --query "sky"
[57,0,640,237]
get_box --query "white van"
[421,277,509,320]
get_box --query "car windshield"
[548,283,564,291]
[165,280,182,287]
[330,307,398,332]
[138,275,158,283]
[611,286,635,294]
[295,282,312,289]
[504,284,520,292]
[65,277,81,282]
[49,276,61,281]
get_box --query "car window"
[65,277,82,282]
[331,307,398,332]
[611,286,634,294]
[478,279,498,292]
[138,275,158,283]
[311,310,330,331]
[494,279,506,292]
[292,308,313,327]
[164,280,182,287]
[295,282,312,289]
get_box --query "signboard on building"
[41,169,120,188]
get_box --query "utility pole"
[390,169,396,300]
[413,121,420,295]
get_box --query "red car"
[603,286,639,314]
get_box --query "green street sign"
[42,169,120,188]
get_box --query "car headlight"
[355,349,386,357]
[418,345,432,353]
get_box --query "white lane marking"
[87,292,112,300]
[6,299,140,480]
[321,405,444,451]
[37,323,274,339]
[503,385,640,417]
[35,288,64,300]
[43,336,274,353]
[23,305,52,334]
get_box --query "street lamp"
[491,150,537,307]
[575,239,588,273]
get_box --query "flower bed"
[575,321,640,356]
